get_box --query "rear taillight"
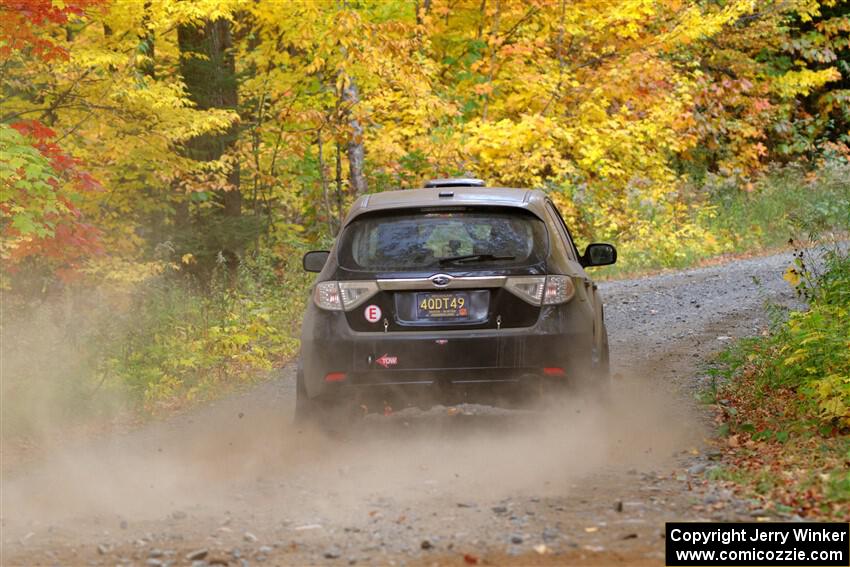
[314,281,379,311]
[314,281,342,310]
[324,372,347,382]
[505,275,575,305]
[542,275,575,304]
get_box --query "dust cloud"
[2,288,700,551]
[1,290,133,459]
[2,362,699,546]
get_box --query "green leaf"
[11,214,38,235]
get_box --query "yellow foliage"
[784,267,803,287]
[772,68,843,98]
[3,0,847,275]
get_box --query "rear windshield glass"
[337,209,548,271]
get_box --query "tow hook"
[383,318,389,333]
[496,315,502,330]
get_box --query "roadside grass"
[0,246,313,443]
[594,159,850,278]
[105,250,311,413]
[704,247,850,520]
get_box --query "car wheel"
[596,324,610,377]
[294,364,357,428]
[294,365,315,424]
[590,324,612,400]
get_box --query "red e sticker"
[364,304,382,323]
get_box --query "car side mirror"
[582,243,617,267]
[303,250,330,273]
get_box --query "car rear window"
[337,209,548,271]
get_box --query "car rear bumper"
[322,369,570,410]
[300,303,595,401]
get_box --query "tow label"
[375,353,398,368]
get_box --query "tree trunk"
[317,130,336,236]
[342,77,367,196]
[336,1,366,196]
[415,0,432,26]
[177,18,242,283]
[177,17,239,176]
[335,140,344,228]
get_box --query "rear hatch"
[333,207,549,373]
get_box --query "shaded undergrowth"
[706,244,850,520]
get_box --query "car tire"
[294,363,357,428]
[596,324,611,378]
[590,324,613,400]
[293,365,315,424]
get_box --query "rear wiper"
[438,253,516,265]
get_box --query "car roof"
[343,186,550,225]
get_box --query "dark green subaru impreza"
[296,178,616,421]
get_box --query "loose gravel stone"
[186,549,208,561]
[688,463,708,475]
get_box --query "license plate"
[416,292,470,320]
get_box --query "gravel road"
[2,251,804,566]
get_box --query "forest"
[2,0,849,424]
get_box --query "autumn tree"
[2,0,846,285]
[0,0,104,286]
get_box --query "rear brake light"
[543,367,566,376]
[324,372,347,382]
[314,281,342,310]
[314,281,379,311]
[505,275,575,305]
[543,275,575,304]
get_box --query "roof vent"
[424,177,486,188]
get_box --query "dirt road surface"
[2,251,802,566]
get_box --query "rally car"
[296,178,616,421]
